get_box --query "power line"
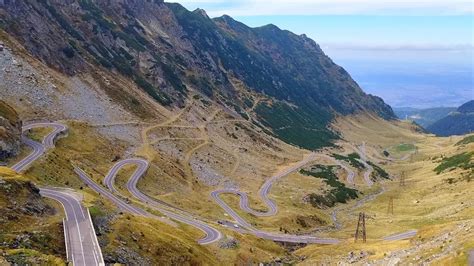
[354,212,366,243]
[400,171,406,187]
[387,196,394,215]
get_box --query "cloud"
[323,43,474,52]
[169,0,474,16]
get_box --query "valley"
[0,1,472,264]
[3,105,473,265]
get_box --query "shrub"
[456,135,474,146]
[434,152,474,174]
[62,46,75,58]
[332,153,365,169]
[300,164,358,208]
[256,102,337,150]
[368,161,390,179]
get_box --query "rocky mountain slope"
[0,100,21,162]
[5,1,469,265]
[0,0,394,149]
[427,100,474,136]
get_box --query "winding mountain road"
[74,167,154,218]
[106,156,339,244]
[102,158,222,244]
[11,122,104,266]
[237,153,318,217]
[11,122,67,172]
[318,154,355,185]
[11,120,415,255]
[210,153,340,244]
[356,158,374,187]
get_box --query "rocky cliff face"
[0,100,21,161]
[0,0,395,149]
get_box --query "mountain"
[427,100,474,136]
[0,0,394,150]
[1,2,473,264]
[393,106,457,128]
[0,100,21,161]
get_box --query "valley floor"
[297,132,473,264]
[2,110,473,265]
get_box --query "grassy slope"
[0,100,19,124]
[13,118,292,264]
[15,122,225,264]
[5,92,471,264]
[456,134,474,146]
[0,167,64,265]
[295,116,474,264]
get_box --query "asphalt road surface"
[356,158,374,187]
[78,158,221,244]
[232,152,318,217]
[211,153,340,244]
[11,122,67,172]
[40,188,104,266]
[319,154,355,185]
[12,122,104,265]
[104,158,149,194]
[469,249,474,266]
[74,167,158,218]
[104,158,222,245]
[12,122,413,252]
[383,229,418,241]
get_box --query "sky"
[167,1,474,108]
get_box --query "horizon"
[168,1,474,108]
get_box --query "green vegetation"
[4,249,63,265]
[0,169,65,264]
[134,76,172,106]
[332,152,389,179]
[332,153,365,169]
[61,46,75,58]
[368,161,390,179]
[300,164,358,208]
[243,98,253,108]
[159,61,187,93]
[455,135,474,146]
[255,102,337,150]
[434,152,474,174]
[394,143,416,152]
[89,205,105,217]
[189,76,214,97]
[224,100,250,120]
[38,0,84,41]
[77,0,177,105]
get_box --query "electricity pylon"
[354,212,367,243]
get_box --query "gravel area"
[190,159,238,189]
[0,44,135,126]
[96,124,142,145]
[153,140,186,161]
[369,222,472,265]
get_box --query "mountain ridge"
[393,106,457,128]
[427,100,474,136]
[0,0,394,149]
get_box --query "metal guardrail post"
[62,218,71,263]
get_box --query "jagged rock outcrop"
[0,100,21,161]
